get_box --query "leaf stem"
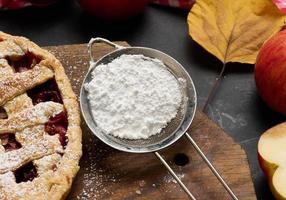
[202,62,227,113]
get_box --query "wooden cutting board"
[44,42,256,200]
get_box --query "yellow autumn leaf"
[188,0,285,64]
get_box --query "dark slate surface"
[1,1,284,199]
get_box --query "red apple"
[255,28,286,115]
[258,122,286,200]
[78,0,150,20]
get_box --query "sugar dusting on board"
[85,54,182,140]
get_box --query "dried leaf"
[187,0,286,64]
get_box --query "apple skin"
[258,122,286,200]
[78,0,150,21]
[255,29,286,115]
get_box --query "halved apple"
[258,122,286,200]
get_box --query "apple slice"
[258,122,286,200]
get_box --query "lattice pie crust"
[0,32,82,200]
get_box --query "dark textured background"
[1,1,284,199]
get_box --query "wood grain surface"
[44,43,256,200]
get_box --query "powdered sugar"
[0,102,63,134]
[85,54,182,139]
[0,135,61,173]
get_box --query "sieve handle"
[154,152,196,200]
[185,132,239,200]
[88,37,125,62]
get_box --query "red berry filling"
[45,111,68,148]
[27,78,63,105]
[0,134,22,152]
[14,162,37,183]
[27,78,67,148]
[0,107,8,119]
[6,51,42,73]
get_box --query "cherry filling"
[28,78,68,148]
[45,112,68,148]
[0,134,22,152]
[27,78,63,105]
[0,107,8,119]
[14,162,38,183]
[6,51,42,73]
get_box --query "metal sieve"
[80,38,238,200]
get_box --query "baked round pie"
[0,32,82,200]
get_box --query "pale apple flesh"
[258,122,286,200]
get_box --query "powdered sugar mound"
[85,54,182,139]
